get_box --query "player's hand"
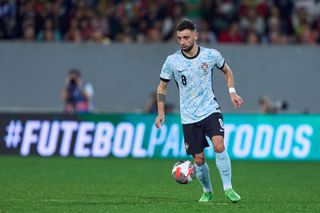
[155,114,165,128]
[230,93,244,108]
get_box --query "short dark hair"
[176,19,196,32]
[68,69,81,77]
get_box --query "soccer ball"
[171,160,196,184]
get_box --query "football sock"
[215,150,232,191]
[194,162,212,193]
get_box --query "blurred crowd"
[1,0,320,45]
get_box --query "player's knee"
[212,136,225,153]
[214,143,225,153]
[193,155,205,166]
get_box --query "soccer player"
[154,19,243,203]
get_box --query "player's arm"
[62,77,71,101]
[220,63,244,108]
[155,80,168,128]
[62,89,68,101]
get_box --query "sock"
[215,150,232,191]
[195,162,212,193]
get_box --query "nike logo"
[222,169,230,173]
[220,129,224,132]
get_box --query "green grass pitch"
[0,156,319,212]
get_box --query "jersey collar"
[181,46,200,59]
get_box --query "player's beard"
[182,41,194,53]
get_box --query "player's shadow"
[84,193,191,205]
[44,193,236,209]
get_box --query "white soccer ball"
[171,160,196,184]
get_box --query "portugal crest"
[201,63,208,72]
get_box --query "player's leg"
[212,135,232,189]
[193,152,213,202]
[205,113,241,203]
[211,135,241,203]
[183,122,213,202]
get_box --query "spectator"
[258,96,289,114]
[198,19,217,44]
[0,0,15,39]
[23,24,36,41]
[62,69,94,114]
[246,31,259,44]
[1,0,320,45]
[314,20,320,44]
[89,27,110,44]
[218,21,244,43]
[37,18,62,42]
[258,96,274,114]
[64,18,83,42]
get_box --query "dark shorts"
[182,113,224,155]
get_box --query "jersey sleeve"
[213,49,225,69]
[160,56,173,82]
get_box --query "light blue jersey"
[160,46,225,124]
